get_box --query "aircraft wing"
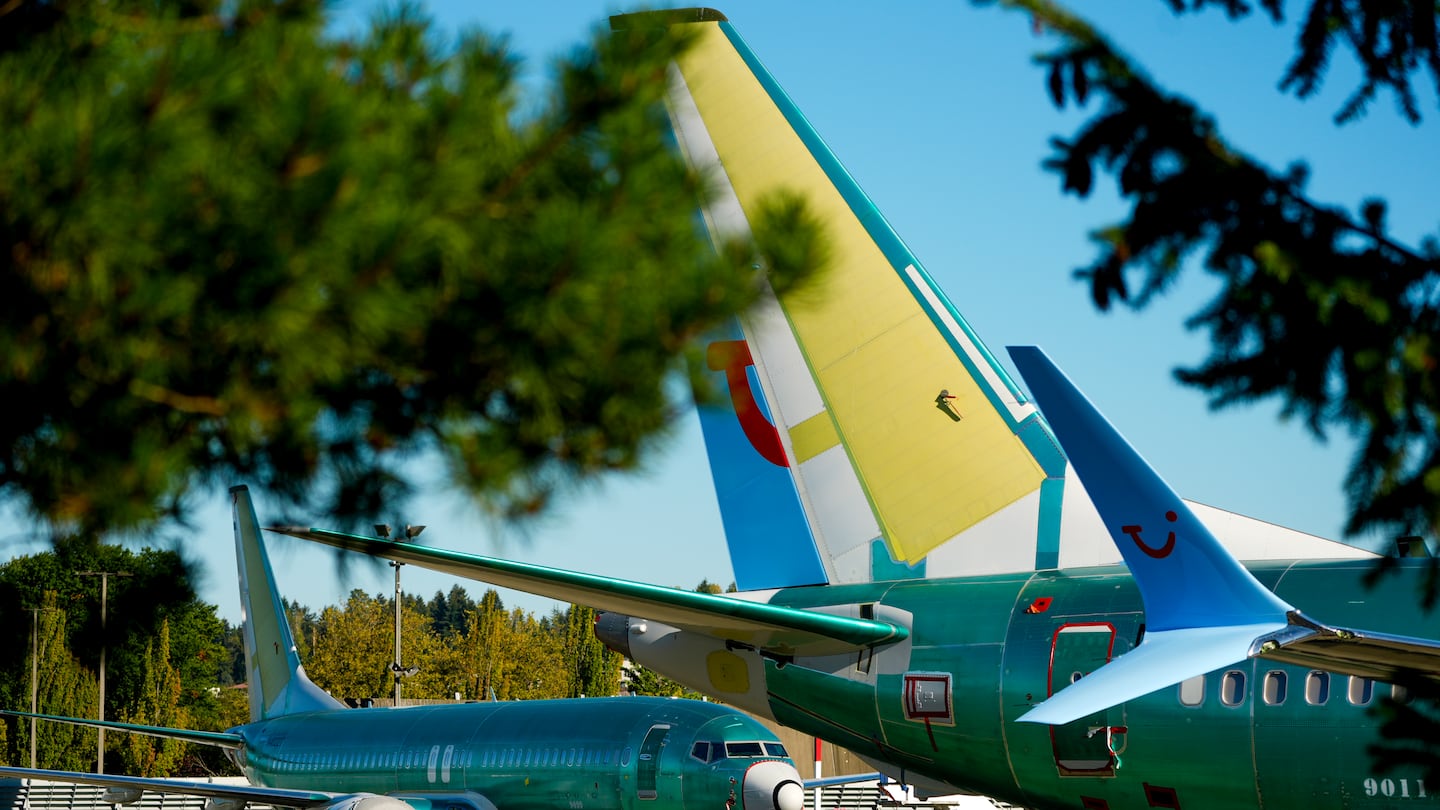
[0,766,338,808]
[268,527,908,656]
[0,709,243,749]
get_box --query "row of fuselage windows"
[270,740,795,774]
[1177,670,1405,709]
[265,745,634,774]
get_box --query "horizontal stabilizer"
[1018,623,1285,725]
[0,766,338,808]
[1252,619,1440,683]
[0,709,243,749]
[269,527,908,656]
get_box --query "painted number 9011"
[1363,778,1428,799]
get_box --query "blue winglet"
[1008,347,1293,630]
[1007,346,1295,724]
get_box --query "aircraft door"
[636,724,671,800]
[1048,623,1119,776]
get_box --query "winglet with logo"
[1007,346,1292,724]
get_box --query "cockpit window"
[764,743,787,758]
[690,742,710,763]
[725,742,765,758]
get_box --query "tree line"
[0,545,717,777]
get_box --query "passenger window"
[1220,670,1247,706]
[1178,674,1205,707]
[621,747,632,767]
[1263,671,1288,705]
[1348,676,1374,706]
[1305,671,1330,705]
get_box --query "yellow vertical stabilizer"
[656,16,1061,580]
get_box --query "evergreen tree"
[118,620,187,776]
[0,0,824,543]
[0,543,217,763]
[562,604,620,697]
[997,0,1439,552]
[988,0,1439,775]
[15,593,99,771]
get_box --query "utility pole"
[79,570,131,774]
[27,606,55,770]
[375,524,424,707]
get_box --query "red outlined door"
[1048,623,1118,776]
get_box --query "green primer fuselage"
[755,559,1431,810]
[234,697,791,810]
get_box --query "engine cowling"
[323,794,420,810]
[100,787,144,806]
[743,761,804,810]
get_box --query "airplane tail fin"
[1007,347,1293,724]
[1009,346,1440,725]
[231,486,343,722]
[613,10,1066,588]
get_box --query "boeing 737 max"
[275,9,1440,810]
[1,486,808,810]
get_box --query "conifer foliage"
[0,0,823,541]
[997,0,1440,551]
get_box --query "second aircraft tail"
[231,486,343,722]
[619,9,1066,589]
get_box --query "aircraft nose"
[743,761,804,810]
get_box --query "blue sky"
[16,2,1438,624]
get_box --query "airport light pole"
[392,557,404,705]
[79,569,131,774]
[376,524,424,706]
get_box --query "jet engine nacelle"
[323,795,419,810]
[100,787,144,806]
